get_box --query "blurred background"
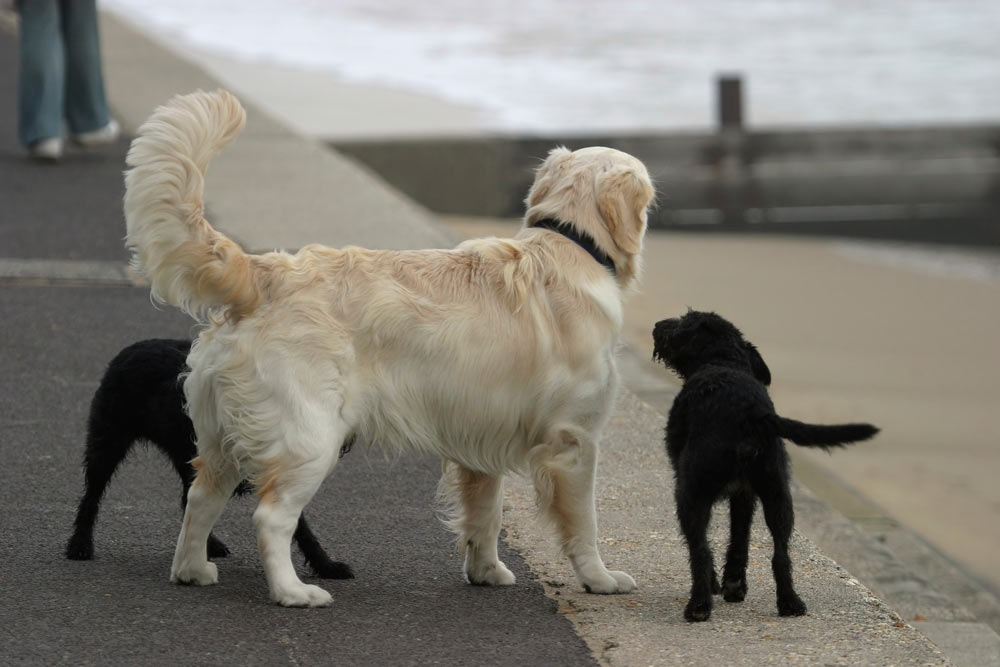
[102,0,1000,611]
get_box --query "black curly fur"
[652,311,877,621]
[65,338,353,580]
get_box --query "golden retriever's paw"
[272,583,333,608]
[170,560,218,586]
[582,569,636,595]
[466,560,516,587]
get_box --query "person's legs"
[17,0,64,147]
[58,0,111,135]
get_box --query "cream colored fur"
[124,90,655,607]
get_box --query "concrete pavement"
[0,7,980,665]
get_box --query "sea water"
[103,0,1000,134]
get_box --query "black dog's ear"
[744,341,771,386]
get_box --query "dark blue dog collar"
[531,217,616,276]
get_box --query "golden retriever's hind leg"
[170,456,242,586]
[529,431,635,595]
[254,448,339,608]
[439,462,515,586]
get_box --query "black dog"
[65,338,353,579]
[652,311,877,622]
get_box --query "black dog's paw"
[722,578,747,603]
[233,480,254,496]
[684,597,713,622]
[778,594,807,616]
[65,534,94,560]
[207,534,231,559]
[311,559,355,580]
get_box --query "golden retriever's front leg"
[440,463,516,586]
[529,431,635,594]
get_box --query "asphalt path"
[0,27,593,666]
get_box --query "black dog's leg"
[206,533,232,559]
[170,455,231,559]
[756,483,806,616]
[66,431,135,560]
[677,487,716,622]
[293,513,354,579]
[722,489,755,603]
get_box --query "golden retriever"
[124,90,655,607]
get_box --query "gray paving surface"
[0,287,587,667]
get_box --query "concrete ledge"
[331,132,1000,246]
[0,258,139,285]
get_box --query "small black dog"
[652,311,877,622]
[65,338,353,579]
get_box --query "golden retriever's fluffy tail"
[124,89,261,321]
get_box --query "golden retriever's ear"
[526,146,573,209]
[596,166,653,255]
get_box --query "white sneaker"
[29,137,63,161]
[72,119,120,147]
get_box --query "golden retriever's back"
[217,234,624,474]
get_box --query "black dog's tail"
[770,415,878,450]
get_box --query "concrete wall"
[332,125,1000,246]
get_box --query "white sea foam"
[103,0,1000,133]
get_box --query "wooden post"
[717,75,743,130]
[714,74,750,225]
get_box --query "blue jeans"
[17,0,111,147]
